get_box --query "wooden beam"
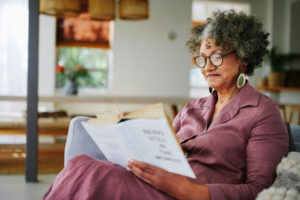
[26,0,39,182]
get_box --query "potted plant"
[265,47,300,87]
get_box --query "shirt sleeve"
[206,99,289,200]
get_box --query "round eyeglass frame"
[193,50,235,68]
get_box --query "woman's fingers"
[128,159,156,174]
[127,159,156,184]
[129,164,153,184]
[126,159,196,199]
[127,159,172,189]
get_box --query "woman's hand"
[126,159,210,200]
[126,159,190,199]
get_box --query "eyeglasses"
[193,51,235,68]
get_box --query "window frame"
[54,46,113,95]
[54,15,114,94]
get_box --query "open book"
[82,103,195,178]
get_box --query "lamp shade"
[89,0,115,20]
[40,0,81,18]
[119,0,149,20]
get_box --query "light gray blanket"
[256,152,300,200]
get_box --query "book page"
[124,103,166,119]
[81,122,142,168]
[118,119,196,178]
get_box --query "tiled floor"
[0,174,57,200]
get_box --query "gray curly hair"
[186,10,269,75]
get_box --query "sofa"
[64,117,300,199]
[290,124,300,152]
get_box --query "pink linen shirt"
[172,82,289,200]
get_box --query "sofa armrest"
[290,124,300,152]
[64,116,107,165]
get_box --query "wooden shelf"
[0,128,68,136]
[256,86,300,92]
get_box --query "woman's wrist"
[178,182,210,200]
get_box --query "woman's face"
[199,38,241,91]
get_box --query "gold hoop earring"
[237,73,246,89]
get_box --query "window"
[55,13,112,91]
[0,0,28,114]
[190,1,250,97]
[56,47,110,89]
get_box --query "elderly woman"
[44,10,288,200]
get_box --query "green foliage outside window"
[56,47,109,88]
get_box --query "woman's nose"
[204,59,216,71]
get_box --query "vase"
[64,79,78,95]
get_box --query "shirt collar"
[203,81,260,125]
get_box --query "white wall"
[39,0,192,98]
[110,0,191,97]
[38,15,56,96]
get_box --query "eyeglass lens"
[195,54,223,68]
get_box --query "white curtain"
[0,0,28,113]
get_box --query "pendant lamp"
[89,0,115,20]
[40,0,81,18]
[119,0,149,20]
